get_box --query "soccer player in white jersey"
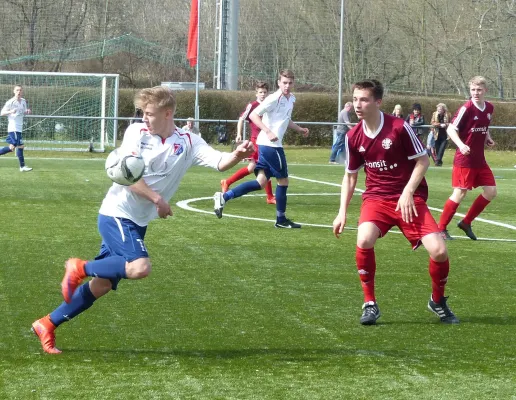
[0,85,33,171]
[213,69,309,228]
[31,86,254,354]
[438,76,496,240]
[332,79,459,326]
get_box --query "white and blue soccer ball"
[105,148,145,186]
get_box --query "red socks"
[226,166,251,186]
[265,180,274,199]
[429,258,449,303]
[463,194,491,224]
[356,247,376,303]
[438,199,460,230]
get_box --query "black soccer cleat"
[427,296,460,324]
[457,220,477,240]
[360,301,381,325]
[441,230,453,240]
[274,219,301,229]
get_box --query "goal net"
[0,71,119,152]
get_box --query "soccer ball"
[105,148,145,186]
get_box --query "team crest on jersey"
[487,113,491,120]
[382,138,393,149]
[173,143,184,155]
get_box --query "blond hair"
[134,86,176,111]
[469,76,487,88]
[278,69,295,80]
[436,103,448,112]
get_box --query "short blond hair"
[469,76,487,88]
[135,86,176,111]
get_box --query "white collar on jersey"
[472,100,486,112]
[363,112,384,139]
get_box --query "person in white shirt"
[31,86,254,354]
[213,69,309,228]
[0,85,33,171]
[182,117,201,137]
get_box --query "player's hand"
[26,109,31,114]
[266,130,279,142]
[155,197,173,219]
[234,139,254,159]
[396,190,418,223]
[8,144,15,151]
[458,144,470,155]
[235,134,242,143]
[486,137,495,147]
[10,109,16,115]
[332,213,347,238]
[300,127,309,137]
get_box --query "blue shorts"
[6,132,23,146]
[255,145,288,180]
[96,214,149,290]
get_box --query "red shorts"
[452,164,496,190]
[359,198,439,249]
[250,137,259,162]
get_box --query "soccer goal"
[0,71,119,152]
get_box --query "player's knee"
[430,243,448,262]
[356,237,376,249]
[483,186,497,200]
[126,258,152,279]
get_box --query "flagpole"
[194,0,201,131]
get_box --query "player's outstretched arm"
[333,171,358,238]
[218,140,254,171]
[250,111,277,142]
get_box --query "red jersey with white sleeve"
[240,100,262,140]
[345,112,428,201]
[451,100,494,168]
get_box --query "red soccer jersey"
[451,100,494,168]
[346,112,428,201]
[240,100,262,140]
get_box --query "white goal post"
[0,71,119,152]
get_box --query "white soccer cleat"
[213,191,225,219]
[20,166,33,172]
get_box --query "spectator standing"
[406,103,425,138]
[329,102,353,164]
[430,103,451,166]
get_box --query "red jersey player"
[220,81,276,204]
[438,76,496,240]
[332,79,459,326]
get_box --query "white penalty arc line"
[289,175,516,242]
[176,175,516,243]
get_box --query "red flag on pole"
[187,0,198,68]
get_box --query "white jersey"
[255,89,296,148]
[2,96,28,132]
[99,123,223,226]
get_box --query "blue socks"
[276,185,288,222]
[223,180,262,201]
[0,146,11,156]
[16,148,25,167]
[84,256,127,280]
[50,283,96,326]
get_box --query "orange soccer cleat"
[31,316,61,354]
[220,179,229,193]
[61,258,87,303]
[266,196,277,205]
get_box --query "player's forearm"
[236,118,244,138]
[446,125,464,147]
[404,156,429,194]
[288,120,304,133]
[129,179,163,204]
[218,150,248,172]
[339,172,357,213]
